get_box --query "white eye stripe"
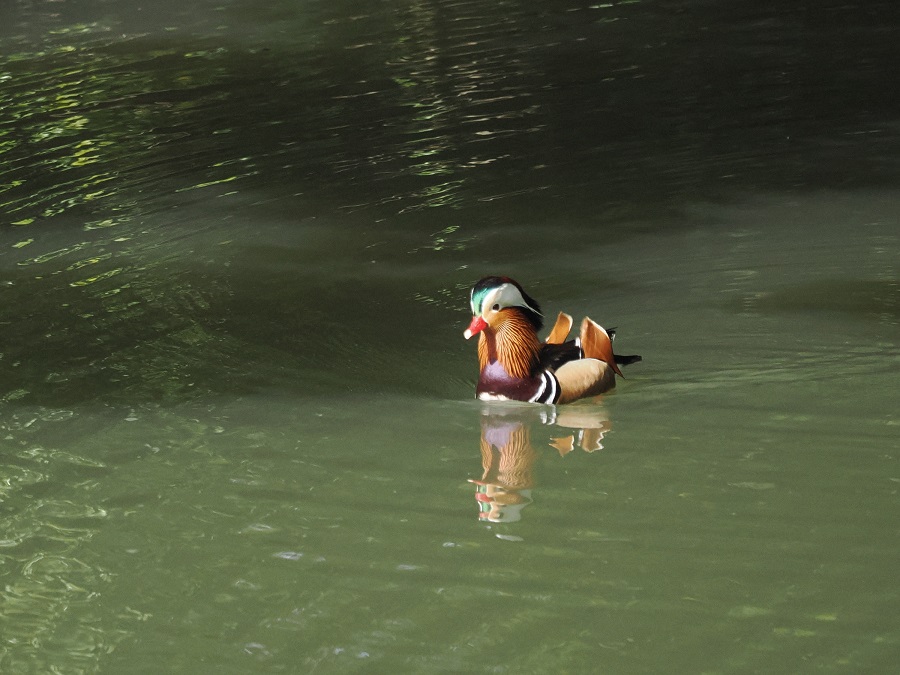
[471,282,542,317]
[479,287,503,314]
[490,284,542,316]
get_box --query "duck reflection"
[470,402,612,523]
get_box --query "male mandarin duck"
[464,276,641,404]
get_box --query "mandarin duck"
[464,276,641,404]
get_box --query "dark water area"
[1,0,898,406]
[1,1,898,672]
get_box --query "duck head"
[464,276,544,339]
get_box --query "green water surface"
[1,0,898,672]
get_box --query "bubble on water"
[274,551,303,561]
[495,534,524,542]
[243,642,270,657]
[40,409,74,422]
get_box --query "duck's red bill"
[464,316,488,339]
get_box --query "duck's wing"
[539,340,582,371]
[580,317,624,377]
[545,312,573,344]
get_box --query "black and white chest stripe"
[528,370,561,404]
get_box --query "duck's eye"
[492,303,500,311]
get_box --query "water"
[1,0,898,672]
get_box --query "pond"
[1,0,898,672]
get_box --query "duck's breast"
[477,360,559,403]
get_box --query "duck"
[463,276,641,404]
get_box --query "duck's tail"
[615,353,643,367]
[606,327,642,368]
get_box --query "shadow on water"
[2,0,898,408]
[0,215,468,407]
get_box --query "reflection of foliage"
[0,18,276,406]
[0,1,639,409]
[0,36,248,225]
